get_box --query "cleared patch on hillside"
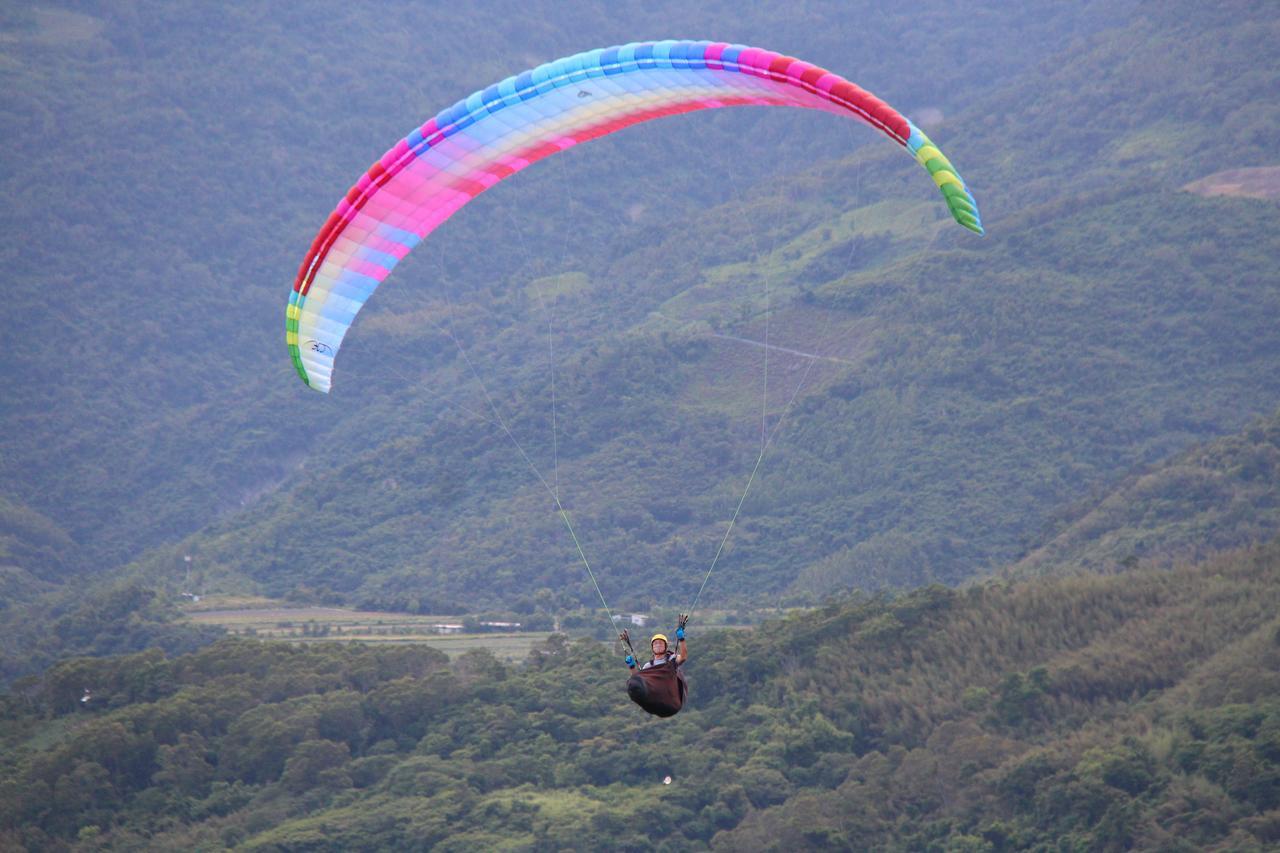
[655,199,946,330]
[673,303,875,420]
[1183,166,1280,201]
[526,271,593,302]
[0,9,105,47]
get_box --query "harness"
[627,655,687,718]
[621,629,688,717]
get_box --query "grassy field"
[181,600,550,661]
[180,596,772,664]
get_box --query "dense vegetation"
[1012,409,1280,577]
[0,583,223,684]
[2,541,1277,850]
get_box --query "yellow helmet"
[650,633,669,647]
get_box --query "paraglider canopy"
[286,39,982,393]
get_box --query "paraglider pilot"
[621,614,689,717]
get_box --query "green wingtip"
[940,185,984,236]
[954,209,984,235]
[908,126,984,236]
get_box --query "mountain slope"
[0,0,1124,576]
[127,184,1280,610]
[1011,409,1280,576]
[3,0,1279,617]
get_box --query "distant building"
[480,621,522,629]
[610,613,650,627]
[433,624,465,635]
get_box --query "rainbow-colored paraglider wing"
[288,40,982,392]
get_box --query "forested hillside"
[1,0,1127,585]
[3,0,1278,623]
[108,0,1280,613]
[128,173,1280,612]
[3,540,1277,850]
[1012,409,1280,577]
